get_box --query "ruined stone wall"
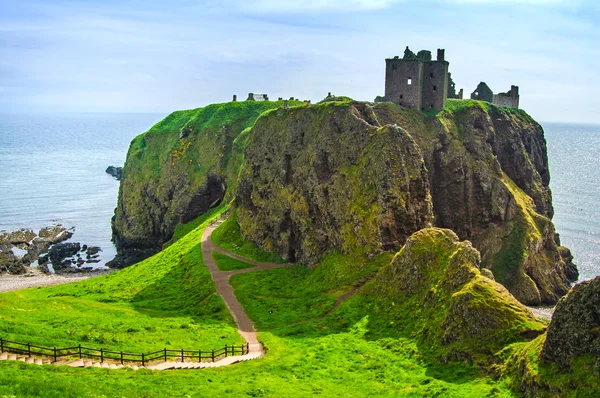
[492,86,519,108]
[384,59,423,109]
[422,61,449,111]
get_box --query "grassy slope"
[0,208,241,353]
[211,212,285,263]
[213,252,255,271]
[0,214,516,397]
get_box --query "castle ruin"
[383,47,519,111]
[470,82,519,108]
[383,47,450,111]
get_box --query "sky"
[0,0,599,123]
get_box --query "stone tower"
[384,47,449,111]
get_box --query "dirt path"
[201,222,291,351]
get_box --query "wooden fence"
[0,337,248,366]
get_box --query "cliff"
[114,97,576,304]
[235,99,576,305]
[110,100,303,267]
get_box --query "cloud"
[236,0,401,13]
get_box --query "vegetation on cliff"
[111,100,303,266]
[235,99,575,305]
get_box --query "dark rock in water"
[48,242,81,271]
[76,258,85,266]
[86,246,101,256]
[106,166,123,181]
[541,276,600,368]
[38,254,48,266]
[86,258,101,264]
[24,241,51,264]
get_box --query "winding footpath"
[0,221,291,371]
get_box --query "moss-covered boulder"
[541,276,600,368]
[235,99,575,304]
[110,100,303,267]
[361,228,546,358]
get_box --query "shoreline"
[0,268,114,293]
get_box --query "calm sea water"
[0,113,165,268]
[544,122,600,282]
[0,114,598,280]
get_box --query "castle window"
[392,64,396,70]
[407,78,412,85]
[430,73,434,78]
[400,95,403,99]
[433,85,437,91]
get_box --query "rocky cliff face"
[235,99,576,304]
[235,102,433,263]
[110,100,302,267]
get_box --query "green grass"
[212,252,255,271]
[211,212,285,263]
[0,241,515,397]
[0,208,242,353]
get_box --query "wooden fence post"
[100,348,104,363]
[224,345,228,358]
[142,353,145,367]
[53,347,57,363]
[164,348,167,362]
[120,351,124,365]
[211,349,215,362]
[198,349,201,363]
[79,344,82,359]
[27,343,31,358]
[0,338,3,353]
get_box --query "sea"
[0,114,599,281]
[0,113,165,268]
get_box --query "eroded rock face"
[236,100,575,305]
[236,103,434,264]
[110,101,295,268]
[541,276,600,368]
[362,228,545,357]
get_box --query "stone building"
[470,82,494,103]
[383,47,450,111]
[247,93,269,101]
[471,82,519,109]
[493,86,519,108]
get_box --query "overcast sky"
[1,0,599,123]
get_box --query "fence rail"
[0,337,249,366]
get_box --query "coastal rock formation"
[105,166,123,180]
[235,99,575,305]
[236,103,433,263]
[541,276,600,368]
[110,100,303,268]
[0,225,101,274]
[361,228,545,357]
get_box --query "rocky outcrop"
[236,103,433,264]
[235,99,576,305]
[0,225,101,274]
[541,276,600,368]
[105,166,123,180]
[111,100,303,268]
[361,228,545,357]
